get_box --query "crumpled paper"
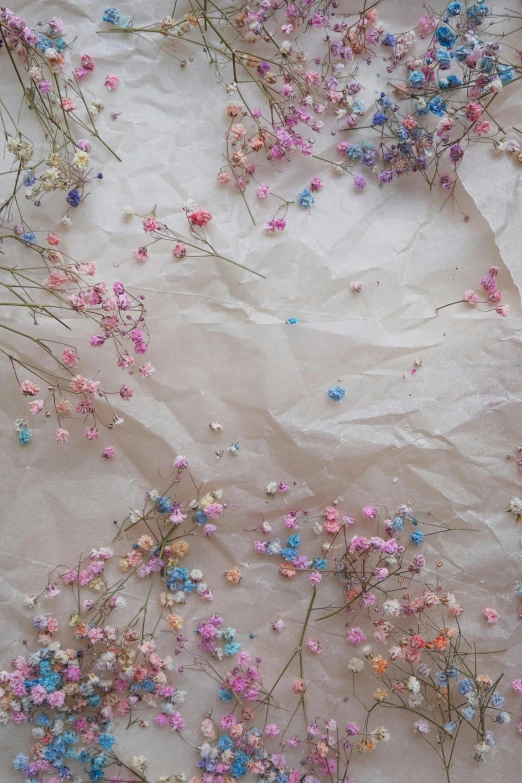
[1,0,522,780]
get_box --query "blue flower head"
[297,187,315,208]
[490,691,504,708]
[390,516,404,531]
[103,7,121,24]
[410,530,424,545]
[286,533,301,548]
[223,642,242,656]
[498,65,515,85]
[460,705,475,721]
[409,70,425,89]
[21,232,36,243]
[382,33,396,46]
[97,733,115,751]
[436,49,451,67]
[444,720,458,735]
[445,666,458,680]
[436,26,457,48]
[447,74,463,87]
[327,385,346,402]
[193,510,208,525]
[54,37,66,52]
[18,428,32,445]
[286,317,300,324]
[454,45,471,62]
[23,173,36,187]
[219,688,233,702]
[156,496,173,514]
[447,2,462,15]
[347,144,362,160]
[13,754,29,771]
[313,558,327,570]
[372,112,387,126]
[280,547,299,562]
[66,188,81,208]
[458,678,473,695]
[217,735,233,751]
[435,671,448,686]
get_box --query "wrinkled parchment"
[1,1,522,781]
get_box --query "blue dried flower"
[313,558,327,570]
[410,529,424,545]
[286,533,301,547]
[444,720,458,735]
[21,232,36,243]
[18,428,32,445]
[435,671,448,686]
[193,510,208,525]
[13,755,29,771]
[447,2,462,15]
[66,188,81,208]
[460,705,475,721]
[490,691,504,708]
[436,49,451,67]
[428,96,447,116]
[286,317,300,324]
[347,143,362,160]
[103,7,121,24]
[327,385,346,402]
[382,33,396,46]
[23,173,36,187]
[409,70,425,88]
[436,26,457,48]
[297,187,315,208]
[97,733,115,751]
[372,111,387,126]
[458,678,473,695]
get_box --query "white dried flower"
[347,657,364,672]
[509,498,522,516]
[265,481,278,496]
[123,206,134,219]
[209,421,223,431]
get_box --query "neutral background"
[1,1,522,781]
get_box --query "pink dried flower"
[272,619,284,632]
[496,305,509,317]
[61,98,76,112]
[350,281,363,293]
[46,233,60,246]
[28,400,44,414]
[189,209,212,227]
[310,570,322,585]
[464,290,479,305]
[217,170,231,183]
[173,455,188,469]
[256,184,270,199]
[105,74,120,90]
[142,217,159,233]
[266,218,286,232]
[307,638,323,654]
[362,506,377,519]
[139,363,155,378]
[265,724,280,737]
[465,102,483,122]
[475,121,490,136]
[119,384,133,400]
[74,67,87,80]
[511,679,522,693]
[310,177,323,191]
[81,54,95,71]
[278,481,290,493]
[84,427,100,440]
[133,246,149,261]
[103,447,116,458]
[20,380,40,396]
[173,243,187,259]
[482,607,498,623]
[347,627,366,645]
[55,428,69,443]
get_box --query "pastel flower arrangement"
[99,2,521,228]
[1,464,513,783]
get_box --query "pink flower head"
[173,455,188,469]
[203,503,223,519]
[256,184,270,199]
[20,380,40,396]
[119,384,133,400]
[84,426,100,440]
[362,506,377,519]
[310,177,323,191]
[189,209,212,227]
[139,363,155,377]
[307,638,323,654]
[61,98,76,112]
[173,243,187,259]
[475,121,490,136]
[105,74,120,90]
[272,618,284,632]
[310,570,322,586]
[511,679,522,693]
[266,218,286,232]
[265,724,280,737]
[142,217,159,233]
[28,400,44,414]
[133,247,149,261]
[465,101,484,122]
[464,290,479,305]
[482,607,498,623]
[217,170,231,183]
[74,67,87,80]
[496,305,509,317]
[46,232,60,246]
[55,428,69,443]
[347,627,366,645]
[103,447,116,458]
[81,54,95,71]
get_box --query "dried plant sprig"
[0,230,153,445]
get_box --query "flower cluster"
[100,2,520,227]
[436,265,509,316]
